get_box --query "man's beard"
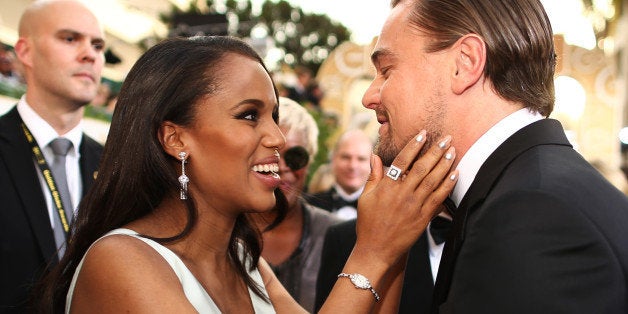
[375,132,438,167]
[374,94,446,167]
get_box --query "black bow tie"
[336,198,358,209]
[430,215,453,245]
[443,197,457,215]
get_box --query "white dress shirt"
[17,96,84,228]
[427,227,446,282]
[450,108,544,206]
[428,108,544,282]
[332,184,363,220]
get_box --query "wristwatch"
[338,273,381,302]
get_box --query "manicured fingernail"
[416,130,426,142]
[438,136,451,149]
[449,173,457,180]
[444,147,455,160]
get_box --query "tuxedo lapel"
[79,134,102,197]
[457,119,571,216]
[0,107,57,261]
[432,119,572,311]
[401,233,435,313]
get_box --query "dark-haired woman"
[37,35,457,313]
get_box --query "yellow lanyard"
[21,122,71,234]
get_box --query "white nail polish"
[445,153,453,160]
[449,173,457,180]
[416,134,424,142]
[438,136,451,149]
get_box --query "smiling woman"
[33,35,289,313]
[28,33,458,314]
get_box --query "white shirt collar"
[334,184,364,201]
[17,95,84,156]
[450,108,543,206]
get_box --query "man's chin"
[73,93,98,107]
[374,136,400,167]
[374,149,397,167]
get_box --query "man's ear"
[14,38,32,68]
[159,121,186,159]
[451,34,486,94]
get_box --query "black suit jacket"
[307,187,357,213]
[307,188,335,212]
[433,119,628,313]
[0,107,103,313]
[315,219,435,313]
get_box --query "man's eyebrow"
[57,29,105,44]
[56,29,83,36]
[370,48,393,66]
[92,37,106,46]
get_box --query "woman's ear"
[451,34,486,94]
[159,121,186,159]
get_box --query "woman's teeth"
[252,163,279,174]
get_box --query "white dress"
[66,228,276,313]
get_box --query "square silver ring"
[386,165,402,181]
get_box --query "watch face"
[350,274,371,289]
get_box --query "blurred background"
[1,0,627,193]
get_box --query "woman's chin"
[245,202,276,214]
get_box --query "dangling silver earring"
[178,152,189,200]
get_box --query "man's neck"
[25,94,85,135]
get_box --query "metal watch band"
[338,272,381,302]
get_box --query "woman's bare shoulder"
[69,234,197,313]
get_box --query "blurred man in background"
[307,129,373,220]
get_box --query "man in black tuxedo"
[307,129,373,220]
[315,214,452,313]
[0,1,105,312]
[361,0,628,313]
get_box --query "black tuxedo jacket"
[315,219,435,313]
[433,119,628,313]
[0,107,103,312]
[307,188,336,212]
[307,187,357,213]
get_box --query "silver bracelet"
[337,273,381,302]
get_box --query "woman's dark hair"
[35,36,284,312]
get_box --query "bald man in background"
[307,129,373,220]
[0,1,105,311]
